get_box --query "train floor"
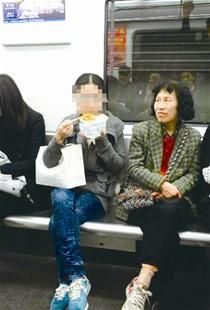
[0,250,209,310]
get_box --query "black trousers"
[0,191,35,219]
[127,197,193,270]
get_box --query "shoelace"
[54,284,68,300]
[68,280,84,301]
[131,286,152,308]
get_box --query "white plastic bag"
[36,144,86,189]
[203,166,210,184]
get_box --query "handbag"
[115,178,154,221]
[36,143,86,189]
[0,174,27,197]
[0,151,27,198]
[115,126,189,221]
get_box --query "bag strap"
[165,126,189,178]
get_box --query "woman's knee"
[51,188,75,210]
[156,200,179,223]
[51,188,73,203]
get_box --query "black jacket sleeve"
[0,114,45,177]
[201,125,210,169]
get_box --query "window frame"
[104,0,210,131]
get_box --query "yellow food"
[80,113,96,121]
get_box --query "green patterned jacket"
[128,119,201,196]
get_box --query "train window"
[105,0,210,123]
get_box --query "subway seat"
[2,130,210,251]
[3,215,210,248]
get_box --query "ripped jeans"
[49,188,105,284]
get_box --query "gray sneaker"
[49,284,69,310]
[122,278,152,310]
[68,276,91,310]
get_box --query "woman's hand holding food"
[55,120,74,144]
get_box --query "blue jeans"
[49,188,105,284]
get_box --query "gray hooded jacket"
[43,112,126,211]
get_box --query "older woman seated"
[121,80,201,310]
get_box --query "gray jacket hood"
[105,111,124,142]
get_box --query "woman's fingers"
[55,120,74,144]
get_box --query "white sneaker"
[122,278,152,310]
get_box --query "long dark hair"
[151,80,195,121]
[0,74,27,130]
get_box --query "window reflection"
[106,0,210,123]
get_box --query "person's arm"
[95,132,126,175]
[128,124,165,191]
[0,115,45,177]
[171,139,201,195]
[43,137,63,168]
[43,119,74,168]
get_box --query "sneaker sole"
[84,283,91,310]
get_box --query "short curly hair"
[151,80,195,121]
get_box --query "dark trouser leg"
[128,197,192,269]
[127,198,192,305]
